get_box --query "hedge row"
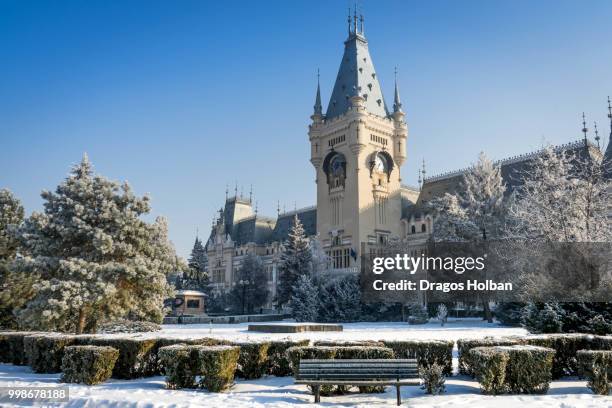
[0,332,42,365]
[381,340,453,376]
[158,345,240,392]
[470,345,555,394]
[24,334,80,373]
[266,339,310,377]
[577,350,612,395]
[61,346,119,385]
[457,336,524,376]
[459,334,612,378]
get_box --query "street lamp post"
[239,279,250,315]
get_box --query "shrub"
[60,345,119,385]
[98,319,161,334]
[154,337,231,375]
[197,345,240,392]
[267,339,309,377]
[457,336,525,376]
[524,333,593,378]
[521,302,565,333]
[470,347,509,394]
[286,346,394,395]
[232,341,271,379]
[84,338,158,379]
[470,345,555,394]
[503,345,554,394]
[0,331,40,365]
[158,345,200,389]
[24,334,77,373]
[594,335,612,350]
[419,363,446,395]
[407,303,429,324]
[382,340,453,376]
[577,350,612,395]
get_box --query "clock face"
[374,155,386,172]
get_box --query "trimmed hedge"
[0,332,41,365]
[267,339,309,377]
[197,345,241,392]
[524,334,592,378]
[60,345,119,385]
[470,347,509,394]
[577,350,612,395]
[286,346,395,395]
[382,340,453,376]
[470,345,555,394]
[458,336,525,376]
[83,338,158,379]
[158,345,200,389]
[154,337,231,375]
[232,342,271,379]
[157,344,240,392]
[24,334,78,373]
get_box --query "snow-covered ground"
[0,320,608,407]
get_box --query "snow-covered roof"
[176,290,206,297]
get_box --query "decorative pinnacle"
[249,184,253,203]
[393,66,403,113]
[360,14,364,34]
[314,68,322,115]
[353,4,358,35]
[594,121,600,149]
[421,158,427,180]
[581,112,588,142]
[347,8,351,35]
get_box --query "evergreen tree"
[12,154,178,333]
[318,274,362,322]
[290,274,319,322]
[228,253,269,314]
[276,215,312,307]
[182,237,210,294]
[0,189,32,328]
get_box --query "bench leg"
[314,385,320,403]
[396,385,401,406]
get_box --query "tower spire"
[594,121,600,150]
[581,112,589,144]
[421,158,427,182]
[393,66,403,113]
[313,68,322,116]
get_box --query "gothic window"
[421,224,427,233]
[411,225,416,234]
[323,152,347,190]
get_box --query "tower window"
[411,225,416,234]
[421,224,427,233]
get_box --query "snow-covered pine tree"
[0,189,24,260]
[290,274,319,322]
[0,189,33,328]
[12,154,178,333]
[318,274,362,322]
[276,215,312,307]
[228,252,269,314]
[183,237,211,294]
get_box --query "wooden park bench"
[295,359,420,405]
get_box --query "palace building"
[204,13,612,309]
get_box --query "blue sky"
[1,0,611,257]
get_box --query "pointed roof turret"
[604,96,612,178]
[393,67,403,113]
[326,10,388,119]
[314,69,323,116]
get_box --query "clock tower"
[308,12,408,270]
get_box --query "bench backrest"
[298,359,419,381]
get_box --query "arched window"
[411,225,416,234]
[421,224,427,233]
